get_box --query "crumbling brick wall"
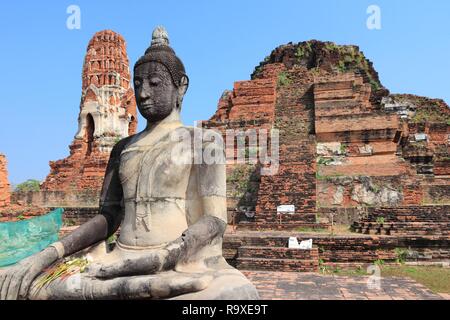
[203,40,450,227]
[0,154,11,207]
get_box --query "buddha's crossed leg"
[28,270,213,300]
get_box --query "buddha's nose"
[139,83,151,100]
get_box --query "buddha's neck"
[144,109,181,133]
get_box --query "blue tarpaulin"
[0,208,64,267]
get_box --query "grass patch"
[332,265,450,294]
[381,265,450,294]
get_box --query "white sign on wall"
[288,237,300,249]
[277,205,295,215]
[288,237,313,250]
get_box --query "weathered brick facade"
[254,67,317,224]
[202,40,450,229]
[42,30,137,192]
[0,154,11,207]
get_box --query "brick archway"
[85,113,95,157]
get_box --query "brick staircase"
[225,233,319,272]
[224,231,450,271]
[352,206,450,236]
[236,246,319,272]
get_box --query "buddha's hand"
[0,247,59,300]
[88,216,226,280]
[86,239,185,280]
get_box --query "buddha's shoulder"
[110,135,137,157]
[173,126,224,145]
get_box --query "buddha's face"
[134,62,179,122]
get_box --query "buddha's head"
[133,26,189,122]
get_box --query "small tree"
[15,179,41,192]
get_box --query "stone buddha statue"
[0,26,259,300]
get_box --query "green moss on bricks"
[277,71,292,87]
[295,41,313,61]
[227,165,257,199]
[412,106,450,123]
[251,40,385,93]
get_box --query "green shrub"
[374,259,385,266]
[277,72,291,87]
[15,179,41,192]
[376,217,385,224]
[317,157,334,166]
[107,234,117,244]
[395,248,409,264]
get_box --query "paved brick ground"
[242,271,444,300]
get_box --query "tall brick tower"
[0,154,11,207]
[42,30,137,191]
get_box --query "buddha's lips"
[140,103,155,110]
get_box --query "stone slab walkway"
[242,271,444,300]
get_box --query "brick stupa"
[42,30,137,191]
[202,41,450,230]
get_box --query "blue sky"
[0,0,449,184]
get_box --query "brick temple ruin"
[41,30,137,193]
[9,34,449,272]
[202,41,449,233]
[0,154,11,208]
[199,41,449,271]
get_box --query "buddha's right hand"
[0,246,59,300]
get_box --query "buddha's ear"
[176,76,189,109]
[178,75,189,97]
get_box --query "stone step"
[365,206,450,223]
[352,221,450,236]
[237,222,329,231]
[224,233,450,267]
[236,257,318,272]
[238,246,319,260]
[364,215,450,223]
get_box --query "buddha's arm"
[54,140,126,258]
[0,140,127,300]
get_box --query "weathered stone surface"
[42,30,137,192]
[0,154,10,207]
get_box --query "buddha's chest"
[119,140,193,200]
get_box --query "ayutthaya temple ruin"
[42,30,137,193]
[202,41,450,234]
[7,33,449,275]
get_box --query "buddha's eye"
[150,77,161,86]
